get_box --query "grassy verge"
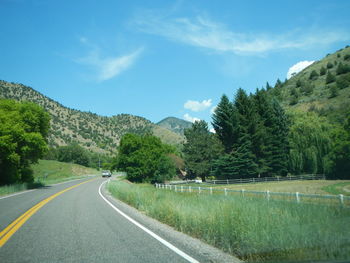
[322,182,350,196]
[188,180,350,195]
[0,160,98,197]
[108,180,350,262]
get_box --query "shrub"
[309,70,319,80]
[326,71,336,84]
[329,85,339,98]
[336,76,349,89]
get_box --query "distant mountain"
[268,45,350,123]
[0,81,185,154]
[157,117,193,135]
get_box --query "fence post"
[189,186,192,193]
[224,188,227,196]
[198,186,201,194]
[181,186,183,192]
[175,185,177,192]
[210,187,213,195]
[339,194,344,205]
[253,178,255,183]
[241,189,245,197]
[296,192,300,203]
[214,180,216,185]
[227,179,229,184]
[266,190,270,201]
[277,176,279,182]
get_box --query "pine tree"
[232,88,258,177]
[265,100,290,176]
[212,94,238,153]
[184,120,223,181]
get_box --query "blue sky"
[1,0,349,126]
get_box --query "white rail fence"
[169,174,325,185]
[155,183,349,206]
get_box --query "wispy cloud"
[184,99,212,112]
[287,60,315,79]
[183,113,200,123]
[75,38,143,81]
[134,12,350,55]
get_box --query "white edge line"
[0,189,36,200]
[98,180,200,263]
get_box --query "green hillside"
[0,81,184,154]
[269,45,350,123]
[157,117,192,135]
[31,160,97,184]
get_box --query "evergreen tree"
[233,89,258,177]
[212,94,238,153]
[319,66,326,76]
[265,82,273,90]
[183,121,223,181]
[265,100,290,176]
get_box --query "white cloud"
[76,46,143,81]
[134,13,350,55]
[209,128,216,133]
[287,60,314,79]
[183,113,200,123]
[184,99,212,112]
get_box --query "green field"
[200,180,350,195]
[108,180,350,262]
[0,160,98,196]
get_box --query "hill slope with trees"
[268,45,350,123]
[0,81,184,154]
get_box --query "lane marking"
[98,180,200,263]
[0,178,96,247]
[0,189,36,200]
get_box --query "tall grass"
[0,182,43,197]
[108,180,350,262]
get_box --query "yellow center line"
[0,178,96,247]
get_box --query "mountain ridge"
[157,116,193,135]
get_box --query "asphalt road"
[0,177,240,263]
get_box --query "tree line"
[183,88,350,180]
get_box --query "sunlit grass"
[108,180,350,262]
[0,160,98,197]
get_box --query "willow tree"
[288,110,334,175]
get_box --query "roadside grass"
[322,182,350,196]
[108,180,350,262]
[0,160,98,197]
